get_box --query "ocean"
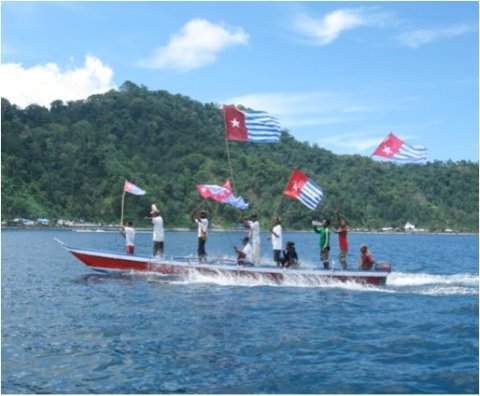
[1,228,478,394]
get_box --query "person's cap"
[242,236,249,242]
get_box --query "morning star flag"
[224,105,281,143]
[283,169,324,210]
[197,179,249,210]
[124,180,146,195]
[372,132,427,163]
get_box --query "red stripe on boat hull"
[71,251,150,272]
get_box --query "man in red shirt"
[334,211,349,270]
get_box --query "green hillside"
[2,81,478,232]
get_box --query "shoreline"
[1,225,477,236]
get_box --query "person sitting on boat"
[234,237,253,266]
[241,213,261,265]
[359,244,375,270]
[281,241,299,268]
[120,220,135,255]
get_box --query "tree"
[1,84,478,231]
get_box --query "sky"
[1,1,478,162]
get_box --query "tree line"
[2,81,478,232]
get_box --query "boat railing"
[152,255,238,266]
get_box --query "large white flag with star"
[372,132,427,163]
[224,105,281,143]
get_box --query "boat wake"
[145,270,478,296]
[144,268,370,289]
[385,272,479,296]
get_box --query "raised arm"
[240,215,251,229]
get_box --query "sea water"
[1,229,478,393]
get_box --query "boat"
[56,239,392,286]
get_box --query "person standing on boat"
[145,204,164,257]
[359,244,375,270]
[192,209,208,263]
[313,218,331,269]
[120,221,135,255]
[334,210,349,269]
[242,213,261,265]
[234,236,253,266]
[269,217,283,266]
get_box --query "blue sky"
[1,1,478,161]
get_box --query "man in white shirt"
[234,237,253,266]
[146,204,164,257]
[192,209,208,262]
[242,213,261,265]
[270,217,283,266]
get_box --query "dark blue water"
[2,229,478,393]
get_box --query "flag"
[124,179,146,195]
[283,169,323,210]
[223,194,249,210]
[197,180,232,203]
[372,132,427,163]
[197,179,249,210]
[224,105,281,143]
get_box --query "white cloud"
[139,18,249,71]
[293,8,390,45]
[317,132,383,152]
[397,24,474,48]
[226,92,332,116]
[0,55,115,108]
[225,91,381,127]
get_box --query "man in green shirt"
[313,218,331,269]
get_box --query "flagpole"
[224,106,236,192]
[273,194,284,218]
[120,190,126,226]
[225,141,236,190]
[191,201,204,215]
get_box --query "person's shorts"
[321,248,330,262]
[126,245,135,255]
[273,249,281,263]
[153,241,164,256]
[198,237,207,256]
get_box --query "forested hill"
[2,81,478,232]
